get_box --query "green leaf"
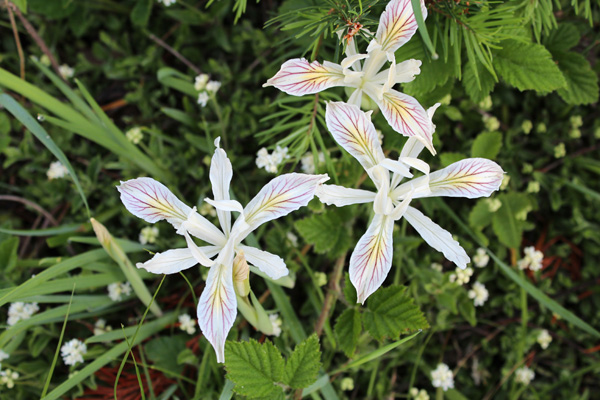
[295,209,352,258]
[544,24,580,51]
[494,40,566,92]
[145,336,187,374]
[224,339,285,398]
[492,193,530,249]
[364,285,429,341]
[440,152,466,167]
[458,294,476,326]
[471,131,502,159]
[131,0,153,27]
[334,308,361,357]
[462,59,496,103]
[0,236,19,273]
[12,0,27,13]
[468,199,494,229]
[283,334,322,389]
[343,273,357,304]
[554,50,599,105]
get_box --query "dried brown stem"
[5,0,25,80]
[147,33,201,74]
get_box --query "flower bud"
[233,251,250,297]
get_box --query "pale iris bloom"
[468,281,489,306]
[178,314,196,335]
[515,366,535,385]
[264,0,437,154]
[61,339,87,366]
[47,161,69,180]
[537,329,552,349]
[316,102,504,303]
[431,363,454,391]
[473,248,489,268]
[117,137,328,362]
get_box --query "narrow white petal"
[263,58,345,96]
[136,248,197,274]
[197,262,237,363]
[404,206,469,269]
[181,209,227,247]
[117,177,191,229]
[350,214,394,304]
[379,158,413,178]
[234,173,329,236]
[239,245,289,280]
[400,137,425,159]
[395,59,422,83]
[316,184,376,207]
[376,0,426,53]
[183,231,215,267]
[325,101,385,170]
[371,166,393,215]
[210,138,234,235]
[204,198,244,214]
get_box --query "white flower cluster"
[300,152,326,174]
[157,0,176,6]
[47,161,69,180]
[126,127,143,145]
[59,64,74,79]
[269,313,282,337]
[178,313,197,335]
[473,248,489,268]
[409,387,430,400]
[430,262,443,272]
[449,267,473,285]
[7,302,39,326]
[61,339,87,366]
[431,363,454,391]
[139,226,159,245]
[255,146,290,173]
[195,74,221,107]
[537,329,552,349]
[514,366,535,385]
[468,281,489,307]
[0,350,8,363]
[517,246,543,271]
[93,319,113,335]
[340,377,354,391]
[107,282,132,301]
[0,369,19,389]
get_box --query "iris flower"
[118,138,328,362]
[264,0,436,154]
[317,102,504,303]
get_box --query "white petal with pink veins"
[117,177,191,229]
[325,102,385,171]
[197,262,237,363]
[376,0,426,53]
[239,245,289,280]
[181,210,226,247]
[263,58,345,96]
[350,214,395,304]
[136,248,198,274]
[234,173,329,236]
[404,206,469,269]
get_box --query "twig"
[147,32,201,74]
[5,0,25,80]
[0,195,59,225]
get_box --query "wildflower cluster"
[518,246,544,271]
[255,145,290,173]
[195,73,221,107]
[7,302,39,326]
[60,339,87,366]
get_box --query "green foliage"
[295,208,353,258]
[334,308,362,357]
[364,285,429,341]
[471,131,502,159]
[492,193,531,249]
[283,334,322,389]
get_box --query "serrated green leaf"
[364,286,429,341]
[224,339,285,398]
[145,336,187,374]
[440,152,466,167]
[295,209,352,258]
[544,24,580,51]
[400,41,457,96]
[492,193,530,249]
[283,334,322,389]
[468,199,494,229]
[554,50,599,105]
[343,273,357,304]
[494,40,566,93]
[471,131,502,159]
[463,59,496,103]
[334,308,361,357]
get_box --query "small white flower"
[58,64,74,79]
[0,350,8,362]
[126,127,143,145]
[569,128,581,139]
[410,388,430,400]
[479,96,492,110]
[178,313,197,335]
[340,377,354,391]
[430,262,443,272]
[314,272,327,287]
[197,92,210,107]
[7,302,39,326]
[61,339,87,366]
[431,363,454,391]
[139,226,159,245]
[194,74,209,91]
[483,115,500,132]
[514,366,535,385]
[570,115,583,128]
[255,146,290,173]
[206,80,221,94]
[93,319,112,335]
[537,122,547,133]
[537,329,552,349]
[449,267,473,285]
[376,129,384,146]
[526,181,540,194]
[269,314,282,337]
[157,0,176,6]
[500,175,510,190]
[468,282,489,306]
[47,161,69,180]
[286,232,298,247]
[554,143,566,158]
[107,282,132,301]
[473,248,489,268]
[300,152,326,174]
[518,246,543,271]
[0,369,19,389]
[486,198,502,212]
[40,54,51,66]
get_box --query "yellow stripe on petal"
[376,0,426,53]
[263,58,345,96]
[349,214,394,304]
[427,158,505,199]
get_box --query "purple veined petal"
[210,137,234,235]
[263,58,345,96]
[238,245,289,280]
[197,262,237,363]
[316,184,376,207]
[234,173,329,236]
[376,0,426,53]
[325,102,385,171]
[180,209,226,247]
[136,248,198,274]
[404,206,469,269]
[369,88,435,155]
[350,214,395,304]
[117,177,191,229]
